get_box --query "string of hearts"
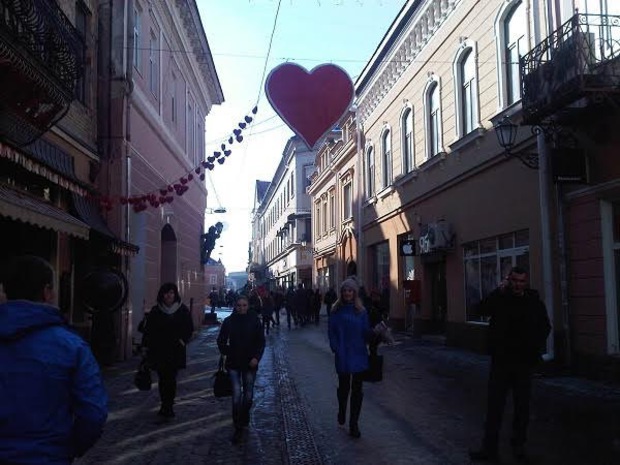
[90,106,258,213]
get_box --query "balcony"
[521,13,620,125]
[0,0,84,146]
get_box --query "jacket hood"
[0,300,64,341]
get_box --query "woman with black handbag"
[142,283,193,418]
[328,278,376,438]
[217,295,265,444]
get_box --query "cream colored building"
[354,0,553,353]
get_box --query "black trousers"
[483,359,533,452]
[157,367,179,408]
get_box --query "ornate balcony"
[521,13,620,125]
[0,0,83,146]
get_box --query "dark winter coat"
[328,303,372,374]
[0,300,108,464]
[142,304,194,370]
[479,288,551,365]
[217,312,265,370]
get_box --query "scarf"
[158,301,181,315]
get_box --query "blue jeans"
[229,368,257,428]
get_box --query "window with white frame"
[187,99,194,158]
[504,1,526,105]
[171,71,177,124]
[315,202,321,238]
[195,117,202,167]
[456,46,478,136]
[401,107,414,173]
[329,189,335,230]
[342,180,352,220]
[464,230,530,322]
[133,6,141,71]
[210,275,217,285]
[366,146,375,197]
[149,30,159,96]
[322,196,328,235]
[425,78,442,158]
[381,128,392,188]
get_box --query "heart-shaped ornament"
[265,63,354,150]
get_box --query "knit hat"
[340,277,359,294]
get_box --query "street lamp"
[206,207,227,214]
[493,116,539,169]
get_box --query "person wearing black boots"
[217,295,266,444]
[328,278,374,438]
[142,283,194,418]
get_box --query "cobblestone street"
[77,312,620,465]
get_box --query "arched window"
[401,107,414,173]
[505,1,526,105]
[454,44,479,137]
[366,146,375,198]
[381,128,392,188]
[424,77,442,159]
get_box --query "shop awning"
[72,194,139,256]
[0,185,89,239]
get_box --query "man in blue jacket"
[0,255,108,464]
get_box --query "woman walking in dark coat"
[217,295,266,444]
[142,283,193,418]
[328,278,374,438]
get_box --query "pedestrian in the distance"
[328,278,374,438]
[0,255,108,464]
[217,295,266,444]
[324,287,337,317]
[142,282,194,418]
[469,266,551,463]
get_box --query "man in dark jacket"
[470,266,551,463]
[0,256,108,464]
[217,295,265,444]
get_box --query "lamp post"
[493,116,539,169]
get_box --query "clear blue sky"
[197,0,405,272]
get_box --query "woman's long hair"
[156,282,181,304]
[331,288,365,314]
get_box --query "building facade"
[249,136,317,290]
[100,0,223,357]
[308,114,361,292]
[355,0,550,355]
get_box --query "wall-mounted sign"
[400,239,416,256]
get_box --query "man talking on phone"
[469,266,551,463]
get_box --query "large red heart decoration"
[265,63,354,150]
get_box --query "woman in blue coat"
[328,278,373,438]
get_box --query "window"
[464,230,530,322]
[329,190,335,230]
[187,99,194,158]
[133,7,141,71]
[210,275,217,285]
[75,2,89,104]
[456,47,478,135]
[366,146,375,197]
[370,241,390,310]
[401,107,414,173]
[171,72,177,123]
[315,202,321,238]
[381,128,392,188]
[343,181,352,220]
[149,31,159,96]
[504,1,526,105]
[427,82,441,157]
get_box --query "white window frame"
[423,75,443,159]
[366,145,375,198]
[380,126,392,188]
[149,29,159,97]
[400,105,414,173]
[342,179,352,220]
[133,5,142,72]
[453,40,480,139]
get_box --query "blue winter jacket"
[0,300,108,464]
[328,303,371,374]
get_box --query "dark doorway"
[427,260,447,334]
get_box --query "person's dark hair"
[510,266,528,275]
[156,282,181,304]
[2,255,54,301]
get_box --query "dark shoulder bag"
[213,355,232,397]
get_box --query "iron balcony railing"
[521,13,620,124]
[0,0,84,96]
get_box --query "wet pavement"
[77,309,620,465]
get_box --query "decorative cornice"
[357,0,460,124]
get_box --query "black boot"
[337,388,348,425]
[349,391,363,438]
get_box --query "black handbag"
[363,353,384,382]
[134,357,152,391]
[213,355,232,398]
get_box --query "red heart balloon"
[265,63,354,149]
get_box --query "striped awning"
[0,185,89,239]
